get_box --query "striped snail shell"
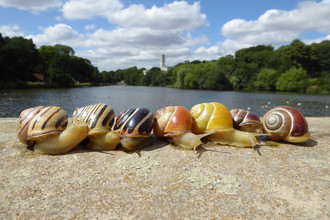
[17,106,88,154]
[114,108,154,151]
[73,103,120,151]
[154,106,211,150]
[17,106,68,144]
[262,106,310,143]
[230,109,262,133]
[73,103,115,135]
[190,102,257,148]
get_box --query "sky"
[0,0,330,71]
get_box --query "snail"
[73,103,121,151]
[230,109,263,133]
[262,106,310,143]
[190,102,258,148]
[114,108,154,151]
[17,106,89,154]
[153,106,214,150]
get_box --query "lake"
[0,86,329,117]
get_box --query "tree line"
[0,33,329,94]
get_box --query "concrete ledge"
[0,117,329,219]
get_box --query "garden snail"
[230,109,262,133]
[153,106,214,150]
[73,103,121,151]
[17,106,89,154]
[114,108,154,151]
[190,102,258,148]
[262,106,310,143]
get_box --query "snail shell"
[114,108,154,151]
[17,106,68,144]
[73,103,119,151]
[262,106,310,143]
[230,109,262,133]
[73,103,115,135]
[153,106,192,137]
[190,102,257,148]
[191,102,233,133]
[153,106,211,150]
[17,106,88,154]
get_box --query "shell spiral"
[73,103,115,135]
[262,106,310,143]
[190,102,233,134]
[153,106,193,137]
[17,106,68,144]
[114,108,154,137]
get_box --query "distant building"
[160,54,172,72]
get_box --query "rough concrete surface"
[0,117,329,219]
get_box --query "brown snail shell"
[73,103,119,151]
[154,106,211,150]
[230,109,262,133]
[262,106,310,143]
[114,108,154,151]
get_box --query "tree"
[276,67,309,92]
[254,68,279,91]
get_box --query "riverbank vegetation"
[0,33,329,94]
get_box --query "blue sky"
[0,0,329,71]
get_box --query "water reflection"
[0,86,329,117]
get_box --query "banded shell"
[114,108,154,137]
[230,109,262,133]
[17,106,68,144]
[262,106,310,143]
[73,103,115,135]
[153,106,193,137]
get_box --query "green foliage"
[276,67,309,92]
[254,68,279,91]
[0,33,329,93]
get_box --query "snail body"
[17,106,88,154]
[262,106,310,143]
[154,106,213,150]
[73,103,120,151]
[114,108,154,151]
[230,109,262,133]
[190,102,257,148]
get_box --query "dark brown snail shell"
[230,109,262,133]
[262,106,310,143]
[114,108,154,151]
[115,108,154,137]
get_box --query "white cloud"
[27,24,82,46]
[62,0,123,20]
[84,24,95,31]
[0,0,61,11]
[221,0,330,47]
[0,24,24,37]
[111,1,208,31]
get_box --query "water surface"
[0,86,329,117]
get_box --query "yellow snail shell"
[17,106,88,154]
[230,109,263,133]
[114,108,154,151]
[154,106,213,150]
[190,102,258,148]
[262,106,310,143]
[73,103,121,151]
